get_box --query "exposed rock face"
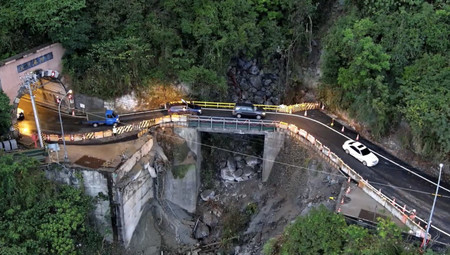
[200,190,215,201]
[194,221,210,239]
[227,58,281,105]
[220,155,259,183]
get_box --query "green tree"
[279,206,346,254]
[399,53,450,158]
[263,205,426,255]
[0,91,11,136]
[0,155,105,254]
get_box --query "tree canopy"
[262,205,432,255]
[321,1,449,159]
[0,155,105,254]
[0,0,319,100]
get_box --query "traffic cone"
[304,110,307,117]
[341,126,345,132]
[346,187,351,194]
[347,177,351,183]
[72,109,75,116]
[356,134,359,141]
[340,197,345,204]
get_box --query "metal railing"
[42,114,279,143]
[188,116,278,132]
[168,100,321,113]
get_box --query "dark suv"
[168,104,202,115]
[232,103,266,119]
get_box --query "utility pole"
[24,75,44,148]
[423,163,444,250]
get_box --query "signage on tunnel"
[16,52,53,73]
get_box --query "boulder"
[233,168,243,179]
[271,97,280,105]
[203,211,219,227]
[227,157,236,172]
[200,190,215,201]
[236,160,246,169]
[243,166,255,177]
[249,76,262,89]
[256,91,266,97]
[245,156,260,167]
[254,96,264,104]
[194,221,210,239]
[249,65,260,75]
[221,167,235,182]
[240,78,250,91]
[241,91,249,100]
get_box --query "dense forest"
[262,205,430,255]
[0,156,108,254]
[1,0,447,160]
[321,0,449,160]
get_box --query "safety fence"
[168,101,320,113]
[275,122,430,241]
[188,116,278,132]
[42,115,279,143]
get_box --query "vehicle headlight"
[262,112,266,116]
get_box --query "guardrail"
[168,101,320,113]
[188,116,278,132]
[42,115,279,143]
[276,122,429,241]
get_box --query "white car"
[342,140,379,167]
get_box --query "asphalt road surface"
[16,103,450,244]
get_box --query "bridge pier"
[262,132,285,182]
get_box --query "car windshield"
[361,148,371,156]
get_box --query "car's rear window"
[361,148,371,156]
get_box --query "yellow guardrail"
[169,101,320,113]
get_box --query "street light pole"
[26,78,44,148]
[423,163,444,250]
[58,90,72,162]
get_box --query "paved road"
[17,102,450,243]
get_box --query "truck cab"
[84,110,120,127]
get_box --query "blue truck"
[83,110,120,127]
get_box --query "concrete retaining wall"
[112,137,155,246]
[44,166,113,241]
